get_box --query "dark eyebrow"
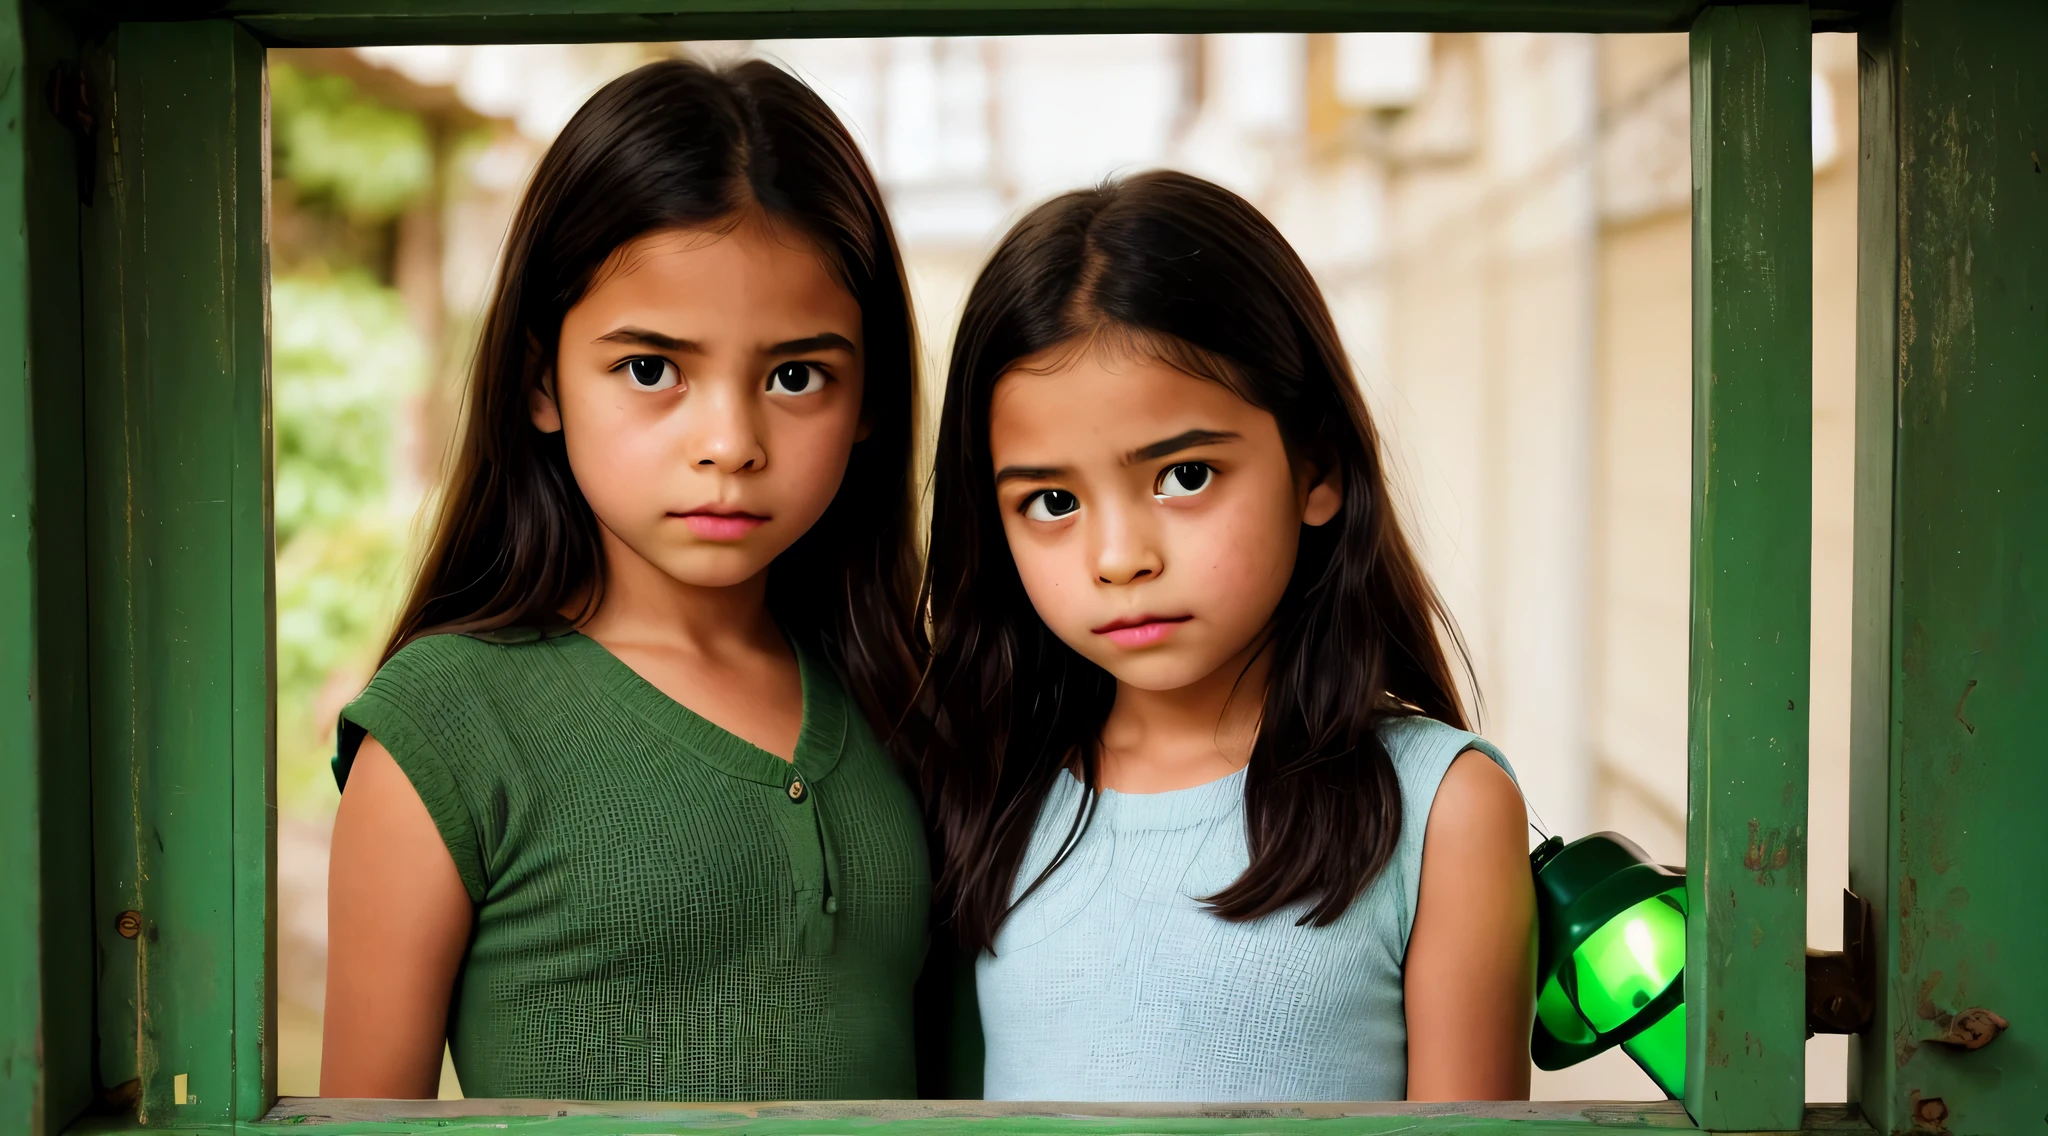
[1125,429,1241,464]
[767,332,857,356]
[595,326,702,353]
[993,465,1067,487]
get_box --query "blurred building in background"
[269,31,1859,1101]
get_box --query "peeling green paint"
[77,18,273,1130]
[1851,2,2048,1133]
[1684,7,1811,1130]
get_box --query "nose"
[683,381,768,473]
[1091,496,1164,586]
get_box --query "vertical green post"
[1852,1,2048,1132]
[80,20,275,1127]
[3,2,96,1133]
[1685,5,1811,1130]
[1,1,42,1130]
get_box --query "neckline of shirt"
[1057,764,1248,832]
[554,630,848,788]
[1044,716,1485,834]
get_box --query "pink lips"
[677,509,768,541]
[1091,614,1192,648]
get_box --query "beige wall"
[1380,32,1601,850]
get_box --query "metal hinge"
[1806,888,2010,1056]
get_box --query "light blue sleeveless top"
[977,715,1512,1102]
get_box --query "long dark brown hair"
[914,171,1472,951]
[383,58,920,736]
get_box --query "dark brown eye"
[1025,489,1080,521]
[767,362,821,395]
[1157,463,1212,497]
[625,357,676,390]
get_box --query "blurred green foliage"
[275,274,425,548]
[272,62,435,221]
[271,66,435,815]
[274,274,428,814]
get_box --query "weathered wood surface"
[1850,1,2048,1133]
[247,1098,1874,1133]
[1684,5,1812,1130]
[78,17,275,1129]
[2,3,97,1136]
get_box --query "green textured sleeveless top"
[335,627,930,1100]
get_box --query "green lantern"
[1530,832,1687,1098]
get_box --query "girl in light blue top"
[912,171,1536,1102]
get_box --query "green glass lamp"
[1529,831,1687,1098]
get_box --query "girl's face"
[988,343,1342,692]
[537,219,867,591]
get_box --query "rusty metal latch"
[1806,889,1875,1035]
[1926,1007,2009,1051]
[1805,891,2010,1055]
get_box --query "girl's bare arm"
[321,736,473,1098]
[1403,750,1538,1100]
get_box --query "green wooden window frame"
[6,2,2045,1135]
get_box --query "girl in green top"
[321,59,929,1102]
